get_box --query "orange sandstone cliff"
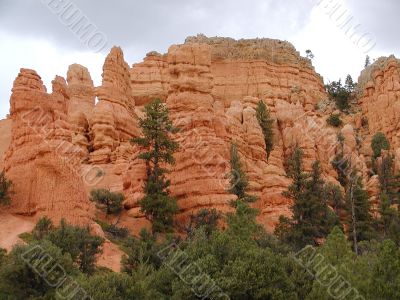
[0,35,398,234]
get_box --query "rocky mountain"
[1,35,399,235]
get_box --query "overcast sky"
[0,0,399,118]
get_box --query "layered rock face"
[4,35,393,232]
[66,64,95,155]
[127,41,340,229]
[358,56,400,163]
[165,43,233,220]
[90,46,140,164]
[131,35,326,110]
[130,52,169,106]
[4,69,93,225]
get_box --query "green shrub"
[32,216,54,240]
[47,219,104,274]
[326,114,343,127]
[104,224,129,239]
[371,132,390,158]
[0,171,12,205]
[90,189,124,215]
[325,75,356,111]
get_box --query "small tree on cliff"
[256,100,274,161]
[365,55,371,68]
[0,171,12,206]
[131,99,179,233]
[228,142,257,206]
[90,189,124,216]
[371,132,390,159]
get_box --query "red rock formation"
[358,56,400,161]
[166,43,233,221]
[66,64,95,155]
[90,46,140,164]
[130,35,326,111]
[4,36,395,234]
[130,51,169,106]
[4,69,93,225]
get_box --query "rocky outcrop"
[66,64,95,155]
[130,52,169,106]
[4,69,93,225]
[90,47,140,164]
[165,43,233,221]
[3,36,396,233]
[130,35,326,110]
[358,56,400,161]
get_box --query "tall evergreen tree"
[323,182,344,216]
[345,74,356,93]
[276,148,337,248]
[131,99,179,233]
[377,154,400,205]
[378,193,400,244]
[228,142,257,205]
[255,100,274,161]
[331,133,349,187]
[346,172,376,254]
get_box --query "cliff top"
[184,34,312,66]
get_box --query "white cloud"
[0,30,105,118]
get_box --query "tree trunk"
[350,177,358,255]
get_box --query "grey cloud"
[347,0,400,52]
[0,0,315,61]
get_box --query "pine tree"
[370,240,400,299]
[90,189,124,215]
[325,79,352,111]
[378,193,400,244]
[331,133,349,187]
[371,132,390,159]
[276,148,338,248]
[346,172,376,254]
[377,154,400,204]
[228,143,257,205]
[256,100,274,161]
[305,49,314,59]
[345,74,356,93]
[131,99,179,233]
[46,219,104,274]
[365,55,371,68]
[376,154,400,244]
[307,227,357,300]
[32,216,54,240]
[323,182,344,216]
